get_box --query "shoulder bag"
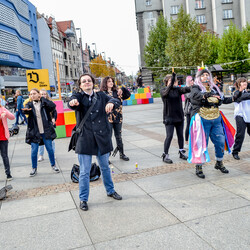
[68,93,97,151]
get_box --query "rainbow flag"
[220,111,236,153]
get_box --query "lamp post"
[101,51,106,61]
[76,28,84,74]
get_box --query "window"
[223,9,233,19]
[146,0,151,6]
[73,56,75,63]
[70,68,73,78]
[64,52,67,60]
[75,69,77,77]
[171,6,179,15]
[196,15,206,24]
[224,26,230,31]
[65,66,69,76]
[195,0,205,9]
[222,0,233,3]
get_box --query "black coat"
[24,97,57,145]
[189,85,233,117]
[160,85,190,124]
[68,91,121,155]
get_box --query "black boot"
[214,161,229,173]
[196,165,205,179]
[120,152,129,161]
[161,153,173,164]
[179,150,188,160]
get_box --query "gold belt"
[199,107,220,120]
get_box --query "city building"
[0,0,42,96]
[134,0,163,86]
[162,0,250,36]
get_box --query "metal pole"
[56,59,62,100]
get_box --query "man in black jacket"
[68,73,122,211]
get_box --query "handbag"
[71,163,101,183]
[68,92,97,151]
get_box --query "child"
[0,103,15,180]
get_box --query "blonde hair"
[40,89,51,100]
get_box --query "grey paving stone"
[0,209,91,249]
[94,223,213,250]
[129,138,163,148]
[0,192,76,222]
[134,170,204,194]
[7,166,65,191]
[73,181,178,243]
[151,182,250,222]
[185,206,250,250]
[211,174,250,201]
[71,181,147,206]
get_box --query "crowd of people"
[0,69,249,211]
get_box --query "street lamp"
[101,51,106,61]
[76,28,84,74]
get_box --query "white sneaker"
[38,156,44,162]
[52,165,60,173]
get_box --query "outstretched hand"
[22,108,32,111]
[69,99,79,106]
[105,103,114,113]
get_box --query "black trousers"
[110,122,124,154]
[0,140,11,176]
[185,114,191,142]
[164,121,184,154]
[233,116,250,154]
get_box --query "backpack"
[71,163,101,183]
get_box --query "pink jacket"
[0,106,15,140]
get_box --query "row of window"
[171,7,233,22]
[145,0,232,8]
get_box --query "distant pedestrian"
[68,73,122,211]
[160,72,190,164]
[0,95,6,107]
[22,88,59,177]
[100,76,131,161]
[38,89,57,162]
[232,77,250,160]
[14,90,27,125]
[184,76,194,147]
[0,102,15,180]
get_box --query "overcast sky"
[30,0,140,76]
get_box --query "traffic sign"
[26,69,50,91]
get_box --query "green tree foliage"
[166,7,210,71]
[203,31,219,65]
[217,23,250,74]
[144,14,169,72]
[242,23,250,57]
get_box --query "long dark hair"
[100,76,117,92]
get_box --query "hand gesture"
[105,103,114,113]
[69,99,79,106]
[52,118,56,125]
[117,88,123,97]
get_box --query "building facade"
[0,0,42,94]
[162,0,250,36]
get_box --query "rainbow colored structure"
[54,100,76,138]
[123,87,154,106]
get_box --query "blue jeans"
[78,151,115,202]
[15,110,27,125]
[201,115,225,161]
[39,140,55,156]
[31,134,55,169]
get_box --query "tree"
[242,23,250,59]
[166,6,211,72]
[217,23,250,74]
[203,31,219,65]
[89,55,109,78]
[144,14,169,72]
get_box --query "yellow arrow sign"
[26,69,50,91]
